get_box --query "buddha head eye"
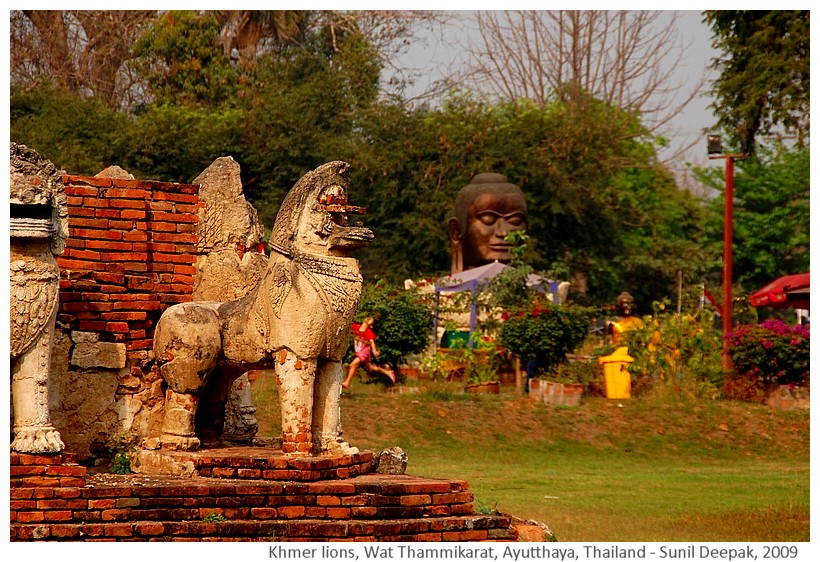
[475,212,500,226]
[505,214,526,227]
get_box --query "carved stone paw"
[11,427,65,454]
[160,434,201,451]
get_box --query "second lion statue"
[154,161,374,455]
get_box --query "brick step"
[10,452,519,541]
[11,472,521,541]
[10,452,88,488]
[12,473,476,522]
[11,513,516,541]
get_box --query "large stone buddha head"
[448,173,528,274]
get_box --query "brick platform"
[10,451,518,542]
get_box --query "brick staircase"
[10,448,518,542]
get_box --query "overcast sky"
[389,9,721,184]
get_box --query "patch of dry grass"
[249,374,810,542]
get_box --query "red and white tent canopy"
[749,273,810,309]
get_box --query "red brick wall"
[56,174,202,360]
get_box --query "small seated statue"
[608,292,643,345]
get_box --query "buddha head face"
[448,173,528,274]
[616,292,636,316]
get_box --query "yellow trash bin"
[598,346,634,399]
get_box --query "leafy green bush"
[10,83,131,175]
[623,301,724,396]
[498,296,591,374]
[470,232,592,377]
[725,319,809,397]
[353,281,434,371]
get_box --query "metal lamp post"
[707,134,747,370]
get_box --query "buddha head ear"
[448,217,461,243]
[448,218,463,274]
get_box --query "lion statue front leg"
[312,359,358,456]
[11,309,64,454]
[275,352,358,456]
[154,302,223,451]
[275,351,317,455]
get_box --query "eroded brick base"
[137,445,376,481]
[10,450,517,542]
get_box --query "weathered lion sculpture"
[10,142,67,453]
[154,161,373,455]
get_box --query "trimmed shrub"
[498,296,591,374]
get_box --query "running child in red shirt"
[342,317,396,389]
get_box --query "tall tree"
[238,21,383,228]
[10,10,156,109]
[132,11,239,107]
[342,91,708,305]
[210,10,447,84]
[698,142,810,291]
[452,10,701,159]
[704,11,810,154]
[10,83,133,174]
[212,10,310,66]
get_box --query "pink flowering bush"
[725,319,810,398]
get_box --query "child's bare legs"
[342,358,362,389]
[364,361,396,383]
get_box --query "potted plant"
[462,338,503,394]
[399,355,422,380]
[428,334,502,390]
[464,367,501,394]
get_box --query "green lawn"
[251,374,810,542]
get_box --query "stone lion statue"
[154,161,373,455]
[10,142,67,453]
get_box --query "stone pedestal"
[766,385,809,410]
[542,382,584,407]
[131,444,376,481]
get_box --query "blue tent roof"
[434,261,557,295]
[432,261,561,351]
